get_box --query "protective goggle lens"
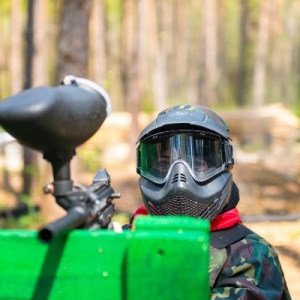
[138,131,226,183]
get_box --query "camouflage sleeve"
[210,233,291,300]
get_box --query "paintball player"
[128,104,291,299]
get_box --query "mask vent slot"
[171,173,187,184]
[149,194,207,217]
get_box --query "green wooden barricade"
[0,216,210,300]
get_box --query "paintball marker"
[0,75,121,242]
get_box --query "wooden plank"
[0,216,209,300]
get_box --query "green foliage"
[102,70,114,91]
[105,0,122,17]
[112,211,130,226]
[23,165,39,177]
[187,0,202,32]
[19,194,32,206]
[288,105,300,120]
[0,203,42,229]
[0,1,11,20]
[0,72,11,99]
[104,0,122,32]
[291,225,300,240]
[1,211,40,229]
[240,142,266,153]
[223,0,241,67]
[77,145,103,173]
[141,91,156,113]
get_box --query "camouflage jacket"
[210,224,291,300]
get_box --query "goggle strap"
[224,142,234,169]
[136,146,141,174]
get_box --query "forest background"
[0,0,300,297]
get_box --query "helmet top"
[138,104,230,142]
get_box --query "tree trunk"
[9,0,23,94]
[89,0,106,84]
[236,0,250,107]
[269,0,284,103]
[252,0,271,108]
[0,4,4,99]
[281,1,297,105]
[56,0,92,81]
[171,0,187,102]
[33,0,48,86]
[151,0,171,111]
[200,0,218,106]
[121,0,146,154]
[186,0,202,105]
[22,0,36,197]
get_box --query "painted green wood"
[127,216,210,300]
[0,216,209,300]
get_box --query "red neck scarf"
[210,207,241,231]
[132,205,242,231]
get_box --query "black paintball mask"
[136,105,234,220]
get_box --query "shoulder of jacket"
[210,223,253,249]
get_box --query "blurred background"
[0,0,300,297]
